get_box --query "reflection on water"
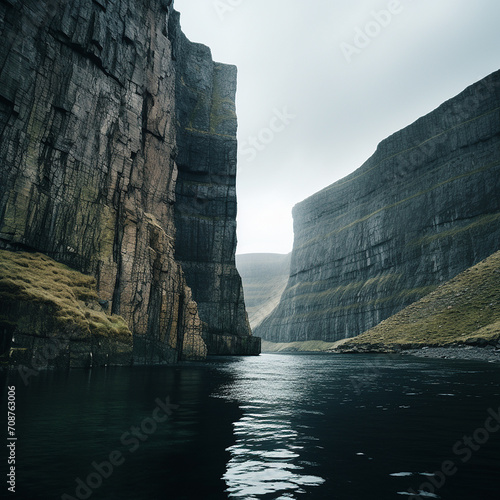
[1,353,500,499]
[225,410,324,497]
[217,356,325,498]
[215,354,500,500]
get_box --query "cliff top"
[293,68,500,217]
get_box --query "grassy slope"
[0,250,131,341]
[338,250,500,351]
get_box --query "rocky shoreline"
[400,345,500,363]
[263,339,500,364]
[333,339,500,363]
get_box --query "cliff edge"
[171,14,258,355]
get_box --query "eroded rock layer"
[0,0,256,364]
[256,70,500,343]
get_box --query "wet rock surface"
[402,345,500,363]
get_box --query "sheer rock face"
[256,70,500,343]
[0,0,254,363]
[170,14,259,355]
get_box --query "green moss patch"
[0,250,131,342]
[339,250,500,350]
[410,212,500,247]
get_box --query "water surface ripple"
[1,353,499,499]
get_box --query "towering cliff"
[0,0,258,367]
[256,70,500,343]
[170,14,258,355]
[236,253,291,329]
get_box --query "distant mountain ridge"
[236,253,291,329]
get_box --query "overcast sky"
[174,0,500,255]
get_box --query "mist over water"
[2,354,499,499]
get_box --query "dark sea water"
[1,353,500,500]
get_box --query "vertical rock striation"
[170,13,259,355]
[256,70,500,343]
[0,0,257,365]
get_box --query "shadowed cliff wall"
[256,70,500,343]
[0,0,256,365]
[170,13,259,355]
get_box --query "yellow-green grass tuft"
[340,250,500,349]
[0,250,131,342]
